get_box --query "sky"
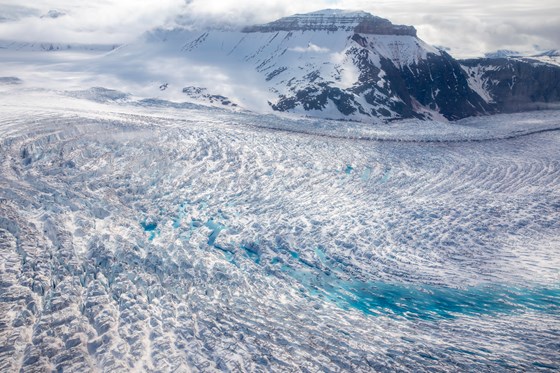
[0,0,558,57]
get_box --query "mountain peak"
[242,9,416,36]
[533,49,560,57]
[303,9,370,17]
[484,50,522,59]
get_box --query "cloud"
[0,4,40,22]
[0,0,188,43]
[290,43,330,53]
[0,0,558,57]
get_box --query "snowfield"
[0,89,559,372]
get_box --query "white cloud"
[290,43,330,53]
[0,0,187,43]
[0,0,558,57]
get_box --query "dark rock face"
[461,58,560,112]
[354,18,416,36]
[244,10,560,120]
[271,41,560,120]
[271,85,360,115]
[182,86,238,107]
[399,52,491,120]
[271,33,493,120]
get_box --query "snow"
[0,11,440,122]
[460,64,497,103]
[365,34,440,68]
[484,48,560,68]
[0,40,119,52]
[0,8,559,371]
[521,55,560,68]
[0,88,559,371]
[484,49,522,58]
[288,43,330,53]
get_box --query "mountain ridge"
[134,9,560,121]
[242,9,417,36]
[2,9,559,122]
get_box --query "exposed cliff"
[461,58,560,112]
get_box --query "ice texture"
[0,91,559,372]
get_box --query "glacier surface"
[0,90,559,372]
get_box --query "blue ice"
[240,243,260,264]
[205,218,225,246]
[173,200,189,228]
[141,222,157,231]
[380,167,391,183]
[361,167,371,181]
[141,221,158,240]
[282,265,559,319]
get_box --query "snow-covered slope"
[0,9,558,122]
[484,49,560,67]
[520,51,560,68]
[0,40,120,52]
[90,10,492,121]
[484,49,523,59]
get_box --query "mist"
[0,0,558,57]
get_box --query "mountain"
[461,56,560,112]
[0,40,119,52]
[2,9,560,373]
[114,9,559,121]
[235,10,487,121]
[533,49,560,60]
[103,9,481,121]
[484,50,522,59]
[3,9,560,121]
[482,48,560,69]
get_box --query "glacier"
[0,89,559,372]
[0,8,560,372]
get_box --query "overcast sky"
[0,0,558,57]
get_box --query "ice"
[281,255,560,319]
[204,218,225,246]
[0,89,558,371]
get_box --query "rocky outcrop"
[354,18,416,36]
[398,52,491,120]
[182,86,238,107]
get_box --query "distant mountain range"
[3,9,560,121]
